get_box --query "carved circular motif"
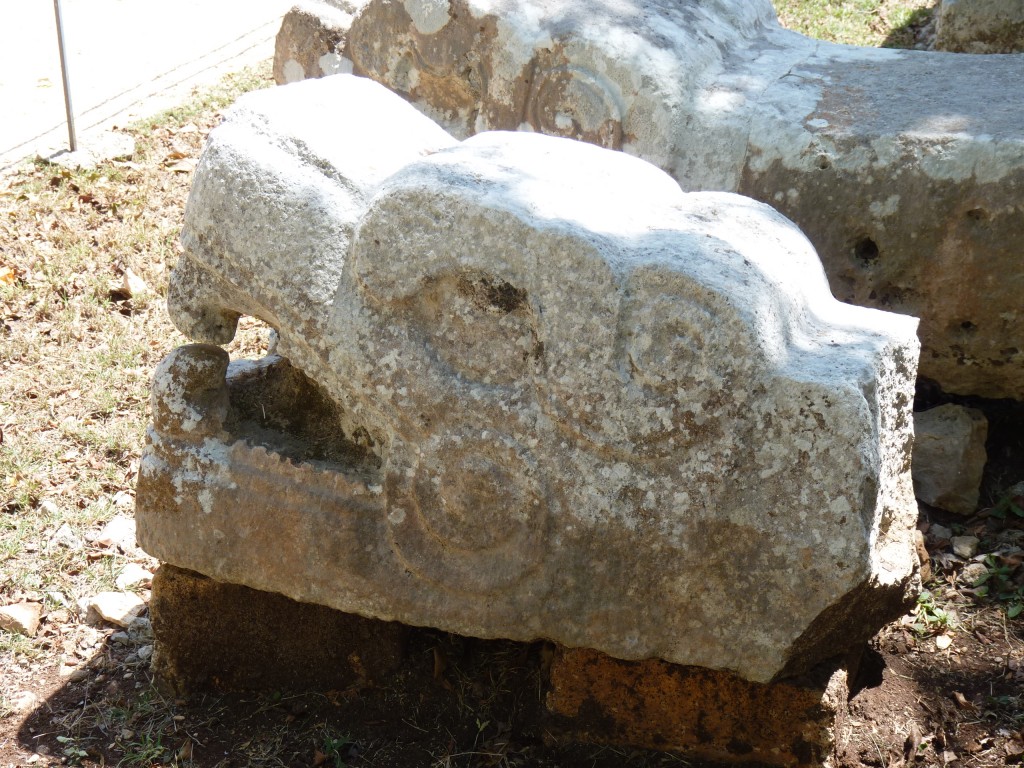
[526,65,624,150]
[539,289,731,459]
[386,429,548,593]
[625,293,718,393]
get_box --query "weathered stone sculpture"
[136,75,920,685]
[275,0,1024,401]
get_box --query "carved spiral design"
[386,429,548,593]
[525,65,624,150]
[539,290,731,459]
[624,293,719,394]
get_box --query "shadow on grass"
[881,2,941,49]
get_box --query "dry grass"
[0,65,272,619]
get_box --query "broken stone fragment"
[951,535,980,560]
[116,563,154,590]
[95,515,138,551]
[286,0,1024,400]
[0,602,43,637]
[912,404,988,515]
[85,592,147,628]
[136,75,922,684]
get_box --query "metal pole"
[53,0,77,152]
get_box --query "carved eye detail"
[409,272,543,385]
[624,292,716,392]
[620,268,751,395]
[386,429,549,592]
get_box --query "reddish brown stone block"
[546,647,848,767]
[150,565,407,696]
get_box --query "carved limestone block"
[285,0,1024,400]
[136,75,921,684]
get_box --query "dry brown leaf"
[0,266,15,284]
[953,691,975,710]
[176,739,193,761]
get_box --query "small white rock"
[951,535,980,559]
[115,563,153,591]
[49,522,84,550]
[0,602,43,637]
[137,644,154,661]
[929,524,953,541]
[962,562,989,584]
[95,516,137,551]
[87,592,146,628]
[11,690,41,712]
[121,268,149,299]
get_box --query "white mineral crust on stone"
[138,75,921,683]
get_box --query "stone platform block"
[279,0,1024,400]
[136,74,921,685]
[149,564,407,695]
[547,647,849,767]
[150,564,847,766]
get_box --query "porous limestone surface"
[912,404,989,515]
[137,76,921,684]
[935,0,1024,52]
[273,0,370,84]
[283,0,1024,400]
[168,74,455,383]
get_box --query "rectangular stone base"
[546,647,848,767]
[149,565,408,696]
[150,564,848,766]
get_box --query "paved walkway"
[0,0,292,172]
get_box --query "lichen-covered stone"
[137,75,921,684]
[935,0,1024,53]
[273,1,368,85]
[280,0,1024,400]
